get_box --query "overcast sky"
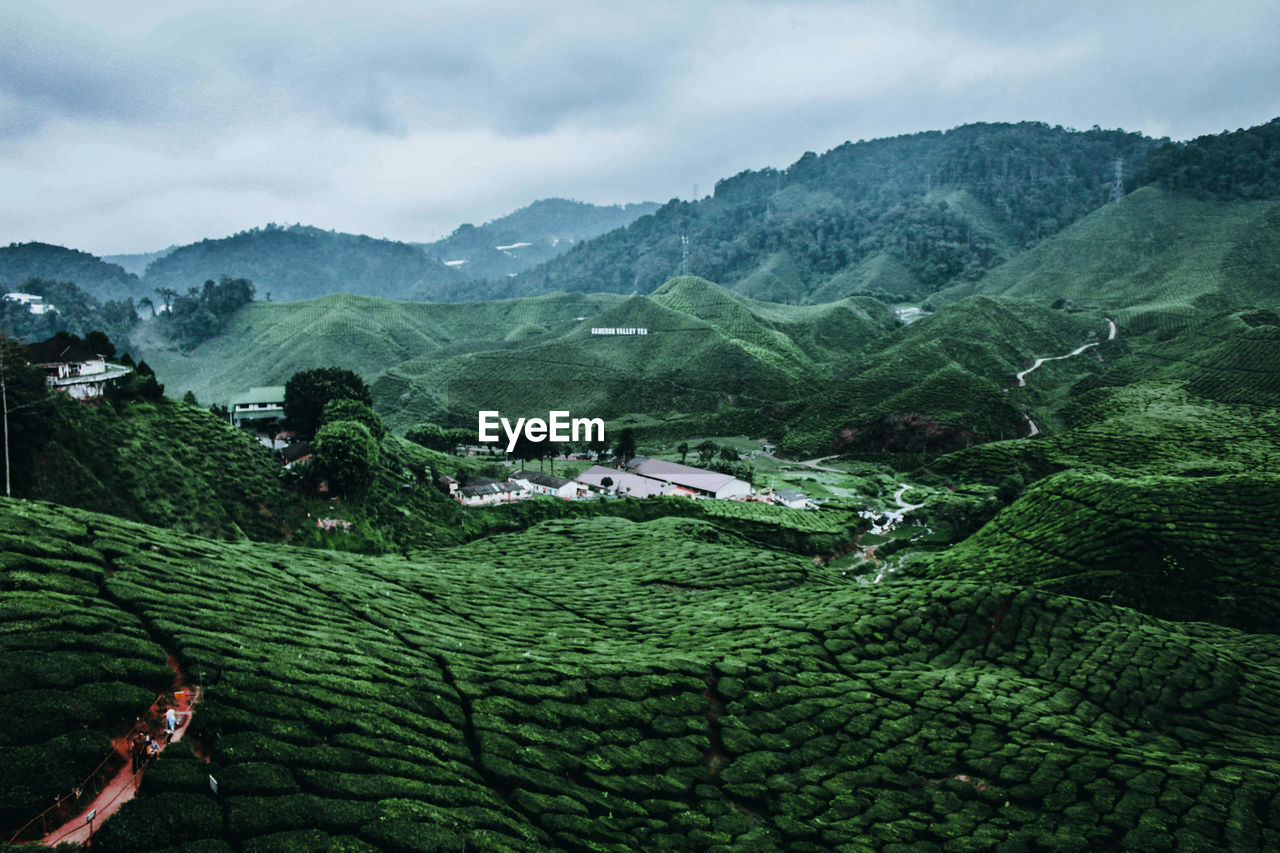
[3,1,1278,255]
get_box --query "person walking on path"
[165,707,177,739]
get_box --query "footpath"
[9,656,200,847]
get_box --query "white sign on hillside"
[591,327,648,335]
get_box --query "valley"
[3,117,1280,850]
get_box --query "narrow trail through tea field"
[1019,317,1117,436]
[35,656,200,848]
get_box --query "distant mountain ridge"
[465,121,1161,304]
[416,198,660,281]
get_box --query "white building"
[23,337,131,401]
[229,386,286,428]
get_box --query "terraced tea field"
[4,498,1280,850]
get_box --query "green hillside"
[142,225,464,303]
[5,498,1280,850]
[370,277,898,433]
[476,122,1155,304]
[782,296,1109,454]
[935,188,1280,334]
[0,242,143,302]
[140,291,625,408]
[419,198,660,283]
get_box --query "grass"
[4,497,1280,850]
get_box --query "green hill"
[5,498,1280,849]
[934,187,1280,334]
[142,225,464,303]
[419,198,660,282]
[480,122,1156,304]
[140,291,625,408]
[914,469,1280,632]
[369,277,898,433]
[0,242,143,302]
[783,296,1108,454]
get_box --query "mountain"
[0,242,143,302]
[418,198,660,282]
[139,290,627,408]
[461,122,1156,304]
[136,275,897,435]
[101,246,177,277]
[931,187,1280,333]
[140,224,464,303]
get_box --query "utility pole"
[1110,157,1125,203]
[1,342,9,499]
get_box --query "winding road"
[1018,318,1117,436]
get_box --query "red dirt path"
[36,657,200,847]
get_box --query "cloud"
[1,0,1279,254]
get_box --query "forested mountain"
[0,277,139,349]
[101,247,176,276]
[142,224,464,302]
[1139,116,1280,198]
[465,122,1158,304]
[0,242,143,302]
[418,198,659,281]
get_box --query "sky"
[3,0,1279,255]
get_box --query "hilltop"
[418,198,660,283]
[0,242,143,303]
[471,122,1157,304]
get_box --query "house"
[229,386,286,428]
[509,469,585,499]
[625,457,752,500]
[455,478,529,506]
[575,465,692,499]
[4,292,53,315]
[772,488,810,509]
[22,336,132,402]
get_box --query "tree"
[696,440,717,466]
[406,422,448,451]
[0,335,55,497]
[284,367,372,436]
[677,442,689,464]
[313,420,378,496]
[182,390,199,406]
[321,398,384,440]
[614,427,636,464]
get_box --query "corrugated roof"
[511,469,573,489]
[629,458,740,493]
[229,386,286,408]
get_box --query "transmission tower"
[681,235,690,276]
[1109,157,1125,203]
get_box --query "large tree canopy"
[284,367,372,436]
[313,419,378,496]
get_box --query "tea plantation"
[3,497,1280,851]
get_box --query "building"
[456,478,528,506]
[22,337,132,402]
[4,292,53,315]
[229,386,286,428]
[510,469,585,499]
[575,465,694,499]
[625,457,752,499]
[772,488,810,509]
